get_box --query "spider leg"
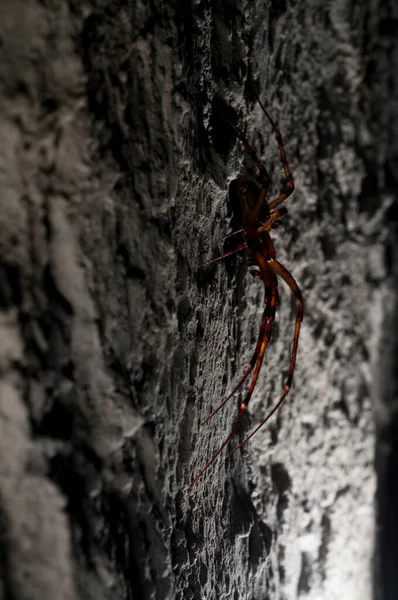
[254,96,294,212]
[189,272,277,486]
[221,113,273,225]
[200,242,247,267]
[234,277,277,414]
[221,113,271,185]
[188,409,247,487]
[201,275,275,425]
[227,259,303,456]
[223,228,244,240]
[258,206,288,233]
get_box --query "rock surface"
[0,0,395,599]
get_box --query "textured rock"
[0,0,394,599]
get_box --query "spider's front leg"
[221,114,272,225]
[254,96,295,211]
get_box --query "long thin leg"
[223,228,244,240]
[227,259,303,456]
[221,113,271,185]
[189,275,278,486]
[201,275,275,425]
[188,408,247,487]
[255,96,295,211]
[221,113,272,225]
[236,279,277,414]
[200,243,247,267]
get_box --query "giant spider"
[190,96,303,486]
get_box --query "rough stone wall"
[0,0,394,599]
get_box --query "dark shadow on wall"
[374,191,398,599]
[375,422,398,600]
[373,2,398,596]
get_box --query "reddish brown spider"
[190,96,303,486]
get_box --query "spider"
[189,96,304,486]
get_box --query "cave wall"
[0,0,394,599]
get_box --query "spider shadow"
[209,95,238,157]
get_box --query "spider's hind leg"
[189,276,278,486]
[228,259,303,456]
